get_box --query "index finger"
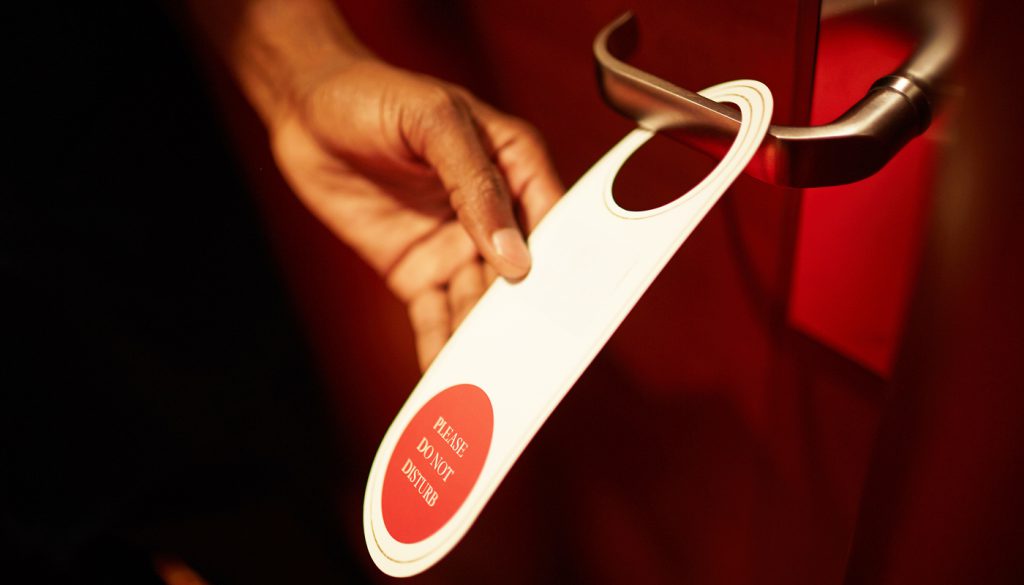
[459,94,564,232]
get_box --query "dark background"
[5,2,367,583]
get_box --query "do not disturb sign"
[380,384,494,543]
[365,80,774,576]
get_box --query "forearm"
[187,0,373,126]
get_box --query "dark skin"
[190,0,564,369]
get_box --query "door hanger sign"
[364,80,773,576]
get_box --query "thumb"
[406,89,532,280]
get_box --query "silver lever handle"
[594,2,959,188]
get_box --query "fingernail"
[491,228,531,275]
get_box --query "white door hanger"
[363,79,774,577]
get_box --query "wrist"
[213,0,376,129]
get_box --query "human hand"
[269,58,563,369]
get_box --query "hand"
[269,58,563,369]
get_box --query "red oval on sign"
[381,384,494,543]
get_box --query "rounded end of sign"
[364,383,495,576]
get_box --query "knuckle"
[515,120,546,149]
[423,86,464,123]
[411,307,449,337]
[472,166,503,199]
[450,166,502,213]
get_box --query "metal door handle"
[594,2,959,187]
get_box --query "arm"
[188,0,563,368]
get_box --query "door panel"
[238,2,902,583]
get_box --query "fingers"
[403,88,533,280]
[386,221,476,301]
[460,93,564,232]
[408,289,450,371]
[393,81,564,370]
[449,261,486,328]
[482,263,498,287]
[493,121,564,232]
[408,260,487,371]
